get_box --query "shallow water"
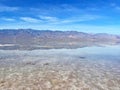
[0,45,120,90]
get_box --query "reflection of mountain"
[0,29,120,50]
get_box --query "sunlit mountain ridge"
[0,29,120,50]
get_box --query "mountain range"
[0,29,120,50]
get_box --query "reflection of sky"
[42,45,120,56]
[1,45,120,57]
[0,46,120,74]
[1,45,120,64]
[77,45,120,56]
[0,45,120,64]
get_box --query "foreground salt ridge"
[0,47,120,90]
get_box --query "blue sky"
[0,0,120,34]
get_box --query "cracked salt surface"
[0,46,120,90]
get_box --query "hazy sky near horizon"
[0,0,120,34]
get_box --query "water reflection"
[0,46,120,90]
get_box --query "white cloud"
[0,5,19,12]
[18,13,101,25]
[1,18,15,21]
[20,17,41,23]
[29,4,81,16]
[39,15,59,22]
[29,4,101,24]
[38,14,101,25]
[110,3,120,10]
[115,6,120,10]
[110,3,116,7]
[50,14,101,24]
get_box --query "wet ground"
[0,46,120,90]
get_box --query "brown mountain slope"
[0,29,120,50]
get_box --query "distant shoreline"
[0,29,119,35]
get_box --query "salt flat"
[0,46,120,90]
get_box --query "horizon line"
[0,28,120,35]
